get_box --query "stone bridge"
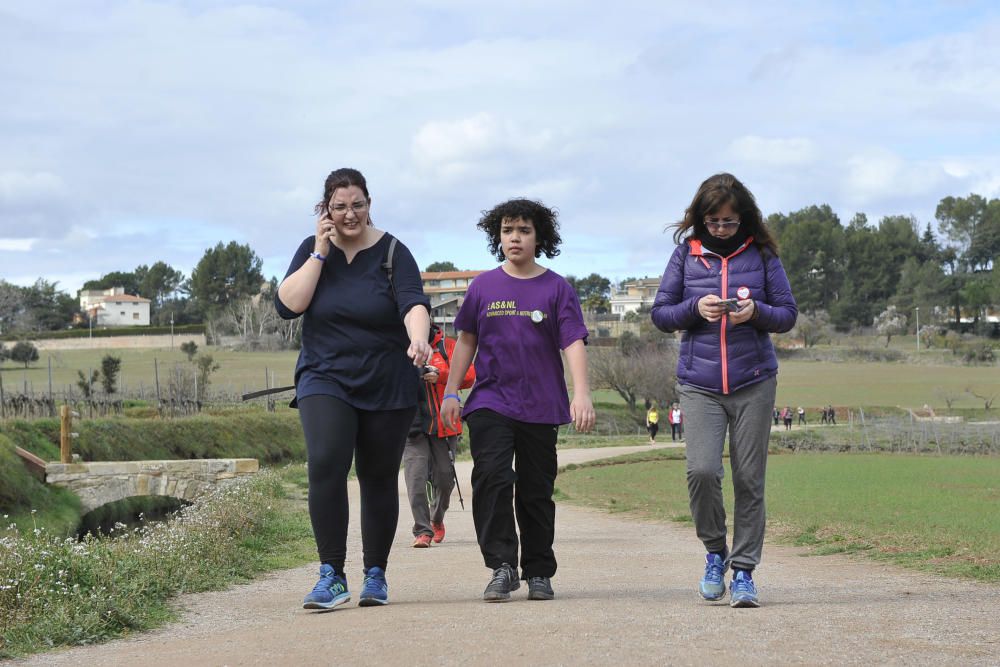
[44,459,259,513]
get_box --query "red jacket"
[421,329,475,438]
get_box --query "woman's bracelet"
[442,393,462,404]
[309,251,326,262]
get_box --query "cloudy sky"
[2,1,999,296]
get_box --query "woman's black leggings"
[298,395,415,574]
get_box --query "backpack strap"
[382,234,398,303]
[436,338,449,364]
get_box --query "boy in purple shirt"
[442,198,595,602]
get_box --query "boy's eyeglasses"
[704,215,740,231]
[328,201,369,217]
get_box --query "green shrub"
[844,346,905,363]
[959,341,996,364]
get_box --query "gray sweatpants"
[677,377,776,571]
[402,432,458,537]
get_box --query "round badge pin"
[530,310,544,324]
[736,286,751,299]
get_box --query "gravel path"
[15,445,1000,666]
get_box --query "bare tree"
[792,310,832,348]
[589,338,678,417]
[590,348,645,412]
[934,387,960,410]
[225,292,282,343]
[221,290,299,349]
[965,386,997,411]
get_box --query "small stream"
[76,495,190,539]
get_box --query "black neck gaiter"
[696,228,749,257]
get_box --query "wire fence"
[0,356,290,420]
[780,409,1000,455]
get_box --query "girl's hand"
[697,295,728,322]
[570,394,596,433]
[408,338,433,366]
[315,213,336,256]
[441,396,461,430]
[728,299,757,325]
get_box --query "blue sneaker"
[359,566,389,606]
[303,564,350,610]
[730,570,760,608]
[699,552,727,601]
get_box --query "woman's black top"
[275,233,430,411]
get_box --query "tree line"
[568,192,999,335]
[764,193,999,333]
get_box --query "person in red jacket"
[403,324,476,547]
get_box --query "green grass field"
[555,449,1000,581]
[774,360,998,410]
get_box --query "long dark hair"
[313,167,373,225]
[672,173,778,256]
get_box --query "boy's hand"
[441,396,461,430]
[570,394,595,433]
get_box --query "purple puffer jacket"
[650,237,797,395]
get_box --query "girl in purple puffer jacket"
[651,173,797,608]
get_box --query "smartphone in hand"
[718,298,739,312]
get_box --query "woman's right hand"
[698,295,727,322]
[441,396,461,430]
[315,213,336,256]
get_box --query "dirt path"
[16,445,1000,666]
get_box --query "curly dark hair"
[672,173,779,257]
[476,198,562,262]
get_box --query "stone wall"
[33,334,207,351]
[45,458,258,512]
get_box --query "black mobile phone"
[718,298,739,312]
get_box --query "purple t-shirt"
[454,267,588,425]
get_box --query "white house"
[79,287,151,327]
[609,277,661,319]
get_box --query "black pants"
[298,395,415,574]
[648,422,659,441]
[466,409,558,579]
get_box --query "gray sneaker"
[527,576,554,600]
[483,563,520,602]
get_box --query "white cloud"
[0,238,36,251]
[729,136,818,167]
[0,171,64,201]
[843,149,952,206]
[411,113,554,180]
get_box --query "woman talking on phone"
[276,167,431,610]
[650,173,796,608]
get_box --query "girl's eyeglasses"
[704,215,740,231]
